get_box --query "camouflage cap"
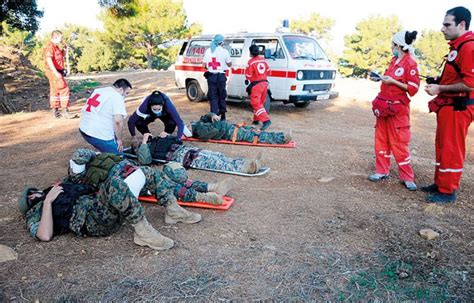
[18,186,37,215]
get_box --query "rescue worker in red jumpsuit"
[368,30,420,191]
[245,45,271,130]
[423,6,474,203]
[44,30,71,119]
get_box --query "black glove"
[426,77,439,85]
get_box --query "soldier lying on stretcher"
[134,133,264,174]
[18,148,233,251]
[190,113,292,144]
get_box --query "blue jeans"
[80,130,121,154]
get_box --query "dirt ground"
[0,70,472,301]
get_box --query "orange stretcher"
[139,195,234,210]
[182,137,296,148]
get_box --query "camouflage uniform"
[191,113,286,144]
[137,137,248,173]
[26,148,207,239]
[137,145,211,201]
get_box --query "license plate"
[316,94,330,100]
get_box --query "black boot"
[52,108,61,119]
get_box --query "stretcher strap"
[252,136,258,144]
[231,122,246,143]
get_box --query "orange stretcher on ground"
[139,195,234,210]
[182,137,296,148]
[183,122,295,148]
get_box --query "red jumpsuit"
[431,31,474,194]
[374,54,420,181]
[245,56,270,122]
[44,41,70,109]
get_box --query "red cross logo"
[208,57,221,70]
[85,93,101,112]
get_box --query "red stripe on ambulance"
[175,65,296,78]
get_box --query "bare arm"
[425,82,473,96]
[382,76,408,91]
[113,114,124,152]
[36,186,64,241]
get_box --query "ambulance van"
[174,32,338,109]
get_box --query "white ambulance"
[174,32,338,109]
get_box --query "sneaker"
[260,120,272,131]
[368,173,389,182]
[403,181,417,191]
[426,192,456,204]
[420,183,438,193]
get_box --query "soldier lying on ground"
[135,133,264,174]
[190,113,292,144]
[18,149,234,250]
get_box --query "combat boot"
[52,108,62,119]
[241,152,263,174]
[196,192,224,205]
[283,129,292,143]
[165,199,202,224]
[207,177,234,195]
[132,217,174,250]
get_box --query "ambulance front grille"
[301,70,335,80]
[302,84,332,92]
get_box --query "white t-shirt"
[203,46,231,74]
[79,87,127,140]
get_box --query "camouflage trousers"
[80,168,146,237]
[159,161,209,202]
[171,145,247,173]
[235,126,286,144]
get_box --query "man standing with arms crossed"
[44,30,71,119]
[79,79,132,154]
[423,6,474,203]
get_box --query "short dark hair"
[51,30,63,38]
[113,78,132,90]
[249,45,260,57]
[446,6,471,30]
[148,91,165,106]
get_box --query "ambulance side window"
[179,42,188,55]
[186,40,211,57]
[223,39,244,57]
[251,39,285,59]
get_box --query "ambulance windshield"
[283,36,328,61]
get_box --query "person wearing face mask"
[127,91,188,148]
[423,7,474,204]
[79,79,132,154]
[368,30,420,191]
[202,34,232,121]
[44,30,72,119]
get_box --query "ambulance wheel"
[294,101,310,108]
[186,80,204,102]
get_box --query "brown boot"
[132,217,174,250]
[165,199,202,224]
[196,192,223,205]
[207,178,234,195]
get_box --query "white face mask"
[52,37,62,44]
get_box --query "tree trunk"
[0,73,16,114]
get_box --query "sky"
[37,0,473,54]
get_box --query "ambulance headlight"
[297,71,304,80]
